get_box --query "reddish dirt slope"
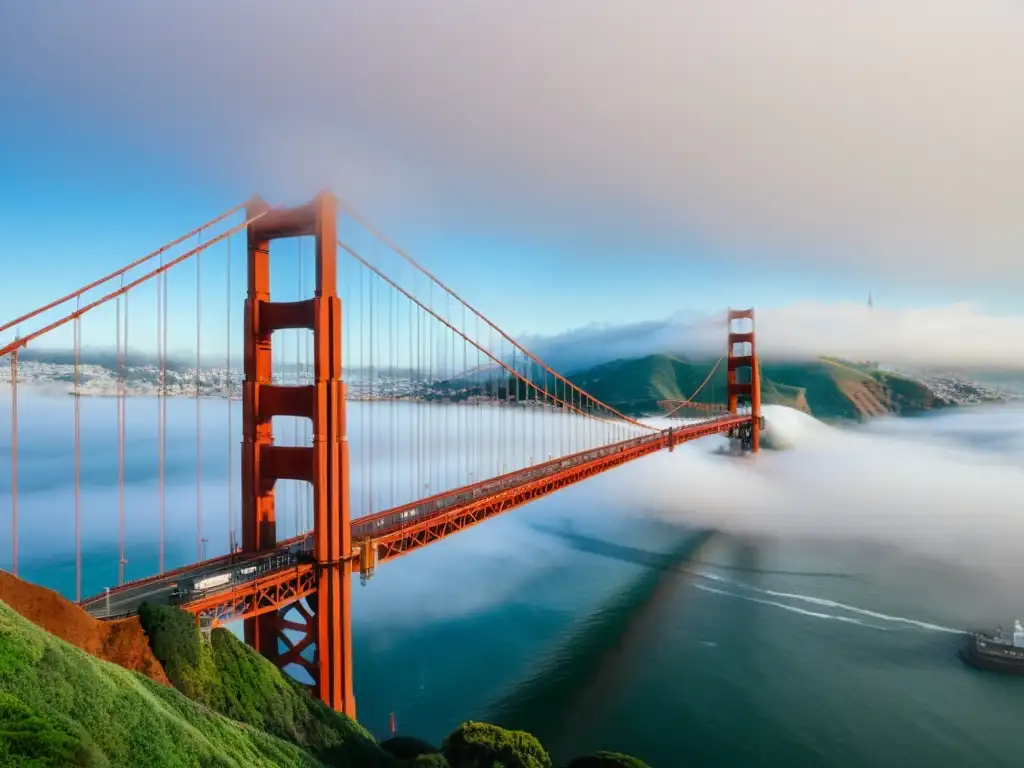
[791,389,812,414]
[0,571,169,686]
[834,379,890,418]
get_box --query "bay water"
[2,394,1024,767]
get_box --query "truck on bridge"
[168,550,311,606]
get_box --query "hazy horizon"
[9,331,1024,378]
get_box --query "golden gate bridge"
[0,192,762,718]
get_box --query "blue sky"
[0,117,748,353]
[0,112,1001,359]
[1,2,1022,369]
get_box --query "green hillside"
[0,596,653,768]
[562,354,945,422]
[135,603,390,767]
[868,369,943,414]
[567,354,730,415]
[761,360,862,420]
[0,600,322,768]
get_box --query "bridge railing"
[84,605,138,621]
[83,412,752,609]
[168,548,313,606]
[350,414,734,541]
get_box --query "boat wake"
[692,570,964,634]
[692,583,893,630]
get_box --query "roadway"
[80,415,748,620]
[348,413,744,540]
[80,539,317,620]
[82,554,254,619]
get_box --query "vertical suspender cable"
[407,286,412,504]
[10,344,18,576]
[511,347,517,467]
[494,326,499,477]
[117,287,125,586]
[438,292,444,489]
[390,277,395,507]
[415,283,419,498]
[475,315,480,482]
[122,290,130,581]
[74,297,81,601]
[294,239,301,536]
[155,267,161,572]
[196,230,203,560]
[226,234,234,553]
[429,284,434,491]
[160,255,168,573]
[531,361,537,466]
[369,266,375,516]
[304,239,311,531]
[360,265,366,519]
[462,304,467,485]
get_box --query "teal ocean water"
[3,394,1024,767]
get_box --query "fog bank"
[527,302,1024,371]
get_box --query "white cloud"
[615,405,1024,611]
[527,302,1024,371]
[357,403,1024,629]
[3,1,1024,285]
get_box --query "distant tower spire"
[867,292,874,309]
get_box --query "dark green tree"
[381,735,441,760]
[442,721,551,768]
[565,752,651,768]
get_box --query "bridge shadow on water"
[483,519,719,759]
[483,520,890,763]
[534,521,867,582]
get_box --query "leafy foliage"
[0,600,322,767]
[0,691,102,767]
[137,603,390,767]
[138,601,218,703]
[382,736,442,760]
[565,752,651,768]
[442,721,552,768]
[411,755,452,767]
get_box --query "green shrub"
[137,601,200,670]
[381,735,441,760]
[137,601,220,705]
[0,691,102,767]
[137,603,392,767]
[411,755,452,767]
[442,721,551,768]
[565,752,651,768]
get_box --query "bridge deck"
[81,415,748,622]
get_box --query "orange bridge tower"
[726,307,763,452]
[241,192,355,716]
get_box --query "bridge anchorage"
[3,191,762,719]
